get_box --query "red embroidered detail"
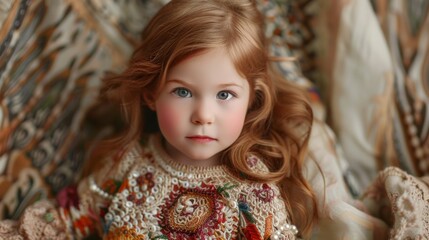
[118,179,130,193]
[252,184,274,203]
[73,215,96,236]
[244,223,263,240]
[246,156,258,168]
[101,179,121,195]
[56,185,79,209]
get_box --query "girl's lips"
[186,136,217,143]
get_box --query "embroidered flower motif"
[56,185,79,208]
[246,156,258,168]
[252,184,274,203]
[158,183,227,239]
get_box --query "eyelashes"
[172,87,192,98]
[171,87,237,100]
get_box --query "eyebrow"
[166,79,244,89]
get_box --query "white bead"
[105,213,113,221]
[149,224,157,232]
[157,176,163,182]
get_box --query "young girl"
[0,0,318,239]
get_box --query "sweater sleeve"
[0,145,137,239]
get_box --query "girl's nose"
[191,100,214,125]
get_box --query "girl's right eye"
[172,87,192,98]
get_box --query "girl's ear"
[143,93,156,111]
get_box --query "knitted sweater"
[0,134,298,239]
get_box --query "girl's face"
[153,48,250,167]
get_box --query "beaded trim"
[89,176,114,200]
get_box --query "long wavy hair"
[101,0,317,237]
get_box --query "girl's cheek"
[156,102,181,135]
[226,110,247,135]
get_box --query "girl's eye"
[173,88,192,98]
[217,91,234,100]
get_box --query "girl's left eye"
[217,91,235,100]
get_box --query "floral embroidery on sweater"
[92,134,298,239]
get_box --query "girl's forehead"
[166,48,245,83]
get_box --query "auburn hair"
[101,0,317,237]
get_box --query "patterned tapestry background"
[0,0,427,220]
[0,0,157,219]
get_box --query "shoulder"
[115,136,156,172]
[246,155,270,173]
[237,167,297,238]
[90,138,154,185]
